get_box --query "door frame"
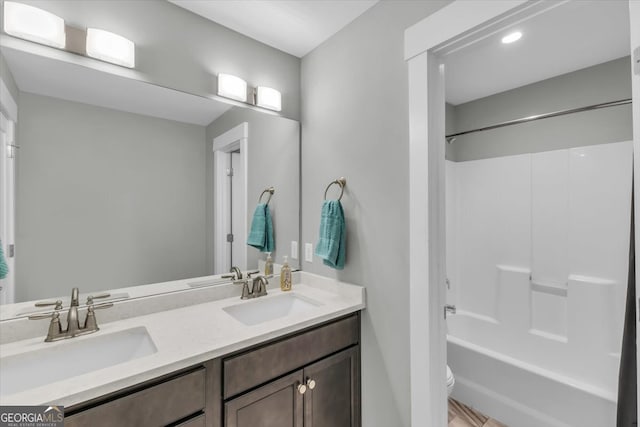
[405,0,639,425]
[213,122,248,274]
[630,1,640,419]
[0,76,17,305]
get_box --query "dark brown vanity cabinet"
[224,347,360,427]
[64,366,211,427]
[64,312,360,427]
[222,313,361,427]
[225,370,304,427]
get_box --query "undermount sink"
[0,327,157,397]
[223,293,322,326]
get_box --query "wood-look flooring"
[448,398,508,427]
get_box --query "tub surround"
[0,272,365,407]
[445,141,632,426]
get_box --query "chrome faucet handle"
[34,299,63,310]
[29,311,63,342]
[85,293,111,305]
[28,310,62,320]
[83,302,113,332]
[91,302,114,310]
[246,270,260,278]
[234,279,254,299]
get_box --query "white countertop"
[0,272,365,407]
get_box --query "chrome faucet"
[235,273,268,299]
[223,266,260,282]
[29,287,113,342]
[222,266,244,280]
[252,275,268,298]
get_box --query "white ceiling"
[169,0,378,58]
[445,0,630,105]
[3,44,231,126]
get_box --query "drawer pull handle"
[297,383,307,395]
[306,379,316,390]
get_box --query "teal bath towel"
[0,239,8,280]
[247,203,274,253]
[315,200,346,270]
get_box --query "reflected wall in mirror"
[0,41,299,306]
[206,108,299,277]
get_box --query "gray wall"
[16,93,207,302]
[300,1,449,426]
[9,0,301,120]
[206,108,300,273]
[448,56,633,161]
[0,52,18,103]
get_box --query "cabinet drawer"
[224,314,358,398]
[175,414,206,427]
[65,368,206,427]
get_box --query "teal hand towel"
[247,203,274,253]
[0,239,8,280]
[315,200,346,270]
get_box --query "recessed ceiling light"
[501,31,522,44]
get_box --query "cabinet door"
[303,346,360,427]
[225,370,304,427]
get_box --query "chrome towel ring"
[324,177,346,201]
[259,187,274,205]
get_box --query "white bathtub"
[445,142,633,427]
[447,313,617,427]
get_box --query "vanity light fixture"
[217,73,248,102]
[255,86,282,112]
[3,1,66,49]
[86,28,135,68]
[501,31,522,44]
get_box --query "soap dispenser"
[265,252,274,276]
[280,256,292,291]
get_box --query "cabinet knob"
[306,379,316,390]
[297,383,307,395]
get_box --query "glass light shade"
[3,1,66,48]
[218,74,247,102]
[86,28,135,68]
[256,86,282,112]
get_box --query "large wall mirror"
[0,37,300,316]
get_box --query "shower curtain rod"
[445,98,632,142]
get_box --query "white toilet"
[446,365,455,396]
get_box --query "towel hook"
[259,187,275,205]
[324,177,346,201]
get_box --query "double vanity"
[0,272,365,426]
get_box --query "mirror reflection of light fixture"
[501,31,522,44]
[217,73,248,102]
[255,86,282,112]
[86,28,135,68]
[3,1,66,48]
